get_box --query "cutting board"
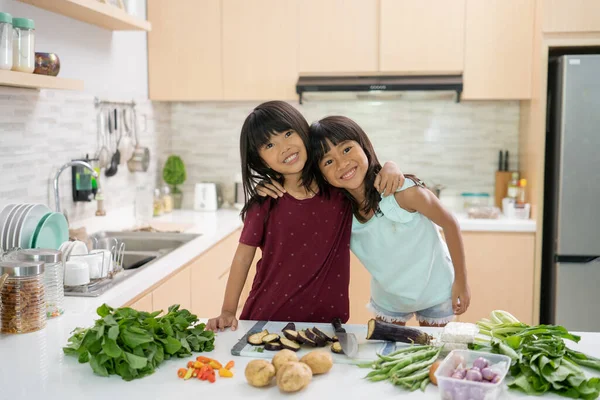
[231,321,402,365]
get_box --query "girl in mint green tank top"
[310,116,471,326]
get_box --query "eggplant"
[298,330,317,347]
[264,342,283,351]
[332,336,339,342]
[366,319,432,345]
[313,327,334,342]
[262,333,280,344]
[282,322,296,331]
[248,329,269,345]
[331,341,344,354]
[283,329,303,343]
[280,337,301,352]
[306,329,327,347]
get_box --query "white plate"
[12,204,34,249]
[0,204,17,251]
[19,204,52,249]
[4,204,27,250]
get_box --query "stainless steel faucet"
[53,161,99,214]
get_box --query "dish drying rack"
[63,237,126,296]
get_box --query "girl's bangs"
[311,121,359,162]
[245,109,294,149]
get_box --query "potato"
[276,361,312,393]
[273,349,299,373]
[245,359,276,387]
[300,350,333,375]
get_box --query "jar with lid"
[0,260,46,334]
[162,185,173,213]
[461,192,490,211]
[10,249,64,319]
[12,18,35,73]
[0,12,12,70]
[153,188,164,216]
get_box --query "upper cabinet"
[297,0,378,74]
[148,0,223,101]
[543,0,600,33]
[462,0,535,100]
[379,0,465,74]
[222,0,298,100]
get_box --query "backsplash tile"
[168,94,520,206]
[0,87,170,226]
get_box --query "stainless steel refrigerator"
[542,54,600,332]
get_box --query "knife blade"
[332,318,358,358]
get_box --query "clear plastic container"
[461,193,490,211]
[11,249,64,319]
[0,12,13,70]
[435,350,511,400]
[0,260,46,334]
[12,18,35,73]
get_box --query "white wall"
[0,0,148,98]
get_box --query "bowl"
[64,260,90,287]
[34,52,60,76]
[434,350,511,400]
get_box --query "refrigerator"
[542,54,600,332]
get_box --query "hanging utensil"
[105,109,120,177]
[118,108,134,164]
[96,109,111,169]
[127,108,151,172]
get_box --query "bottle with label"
[507,172,520,199]
[153,188,164,217]
[517,179,527,206]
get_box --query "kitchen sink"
[64,231,201,297]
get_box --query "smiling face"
[258,129,308,176]
[319,139,368,191]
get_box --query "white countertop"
[1,319,598,399]
[454,214,536,233]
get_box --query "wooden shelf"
[0,70,84,91]
[17,0,152,31]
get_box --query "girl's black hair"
[240,101,315,221]
[310,116,421,223]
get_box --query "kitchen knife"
[504,150,509,171]
[331,318,358,358]
[498,150,503,171]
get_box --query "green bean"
[420,378,430,392]
[386,345,432,358]
[392,367,430,384]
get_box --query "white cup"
[64,260,90,286]
[91,249,113,277]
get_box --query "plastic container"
[435,350,511,400]
[0,260,46,334]
[12,17,35,73]
[11,249,64,319]
[461,193,490,211]
[0,12,13,70]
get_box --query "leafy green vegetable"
[63,304,215,381]
[473,310,600,399]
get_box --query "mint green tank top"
[351,179,454,313]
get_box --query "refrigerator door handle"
[555,255,600,264]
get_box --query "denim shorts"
[367,298,455,325]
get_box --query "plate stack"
[0,204,68,252]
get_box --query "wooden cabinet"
[543,0,600,33]
[222,0,298,100]
[347,253,372,324]
[129,292,153,312]
[297,0,378,73]
[152,266,192,313]
[463,0,534,99]
[459,232,535,324]
[379,0,465,73]
[147,0,222,100]
[190,229,242,318]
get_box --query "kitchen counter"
[454,214,536,233]
[1,318,598,399]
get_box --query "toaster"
[194,183,220,211]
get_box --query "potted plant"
[162,155,186,209]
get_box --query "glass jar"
[153,188,164,217]
[461,192,490,211]
[10,249,64,319]
[0,260,46,334]
[0,12,12,70]
[162,185,173,213]
[12,18,35,73]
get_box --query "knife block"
[494,171,512,207]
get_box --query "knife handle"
[332,318,346,333]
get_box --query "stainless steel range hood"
[295,74,463,104]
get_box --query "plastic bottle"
[517,179,527,206]
[507,172,520,199]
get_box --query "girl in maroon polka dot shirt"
[207,101,403,331]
